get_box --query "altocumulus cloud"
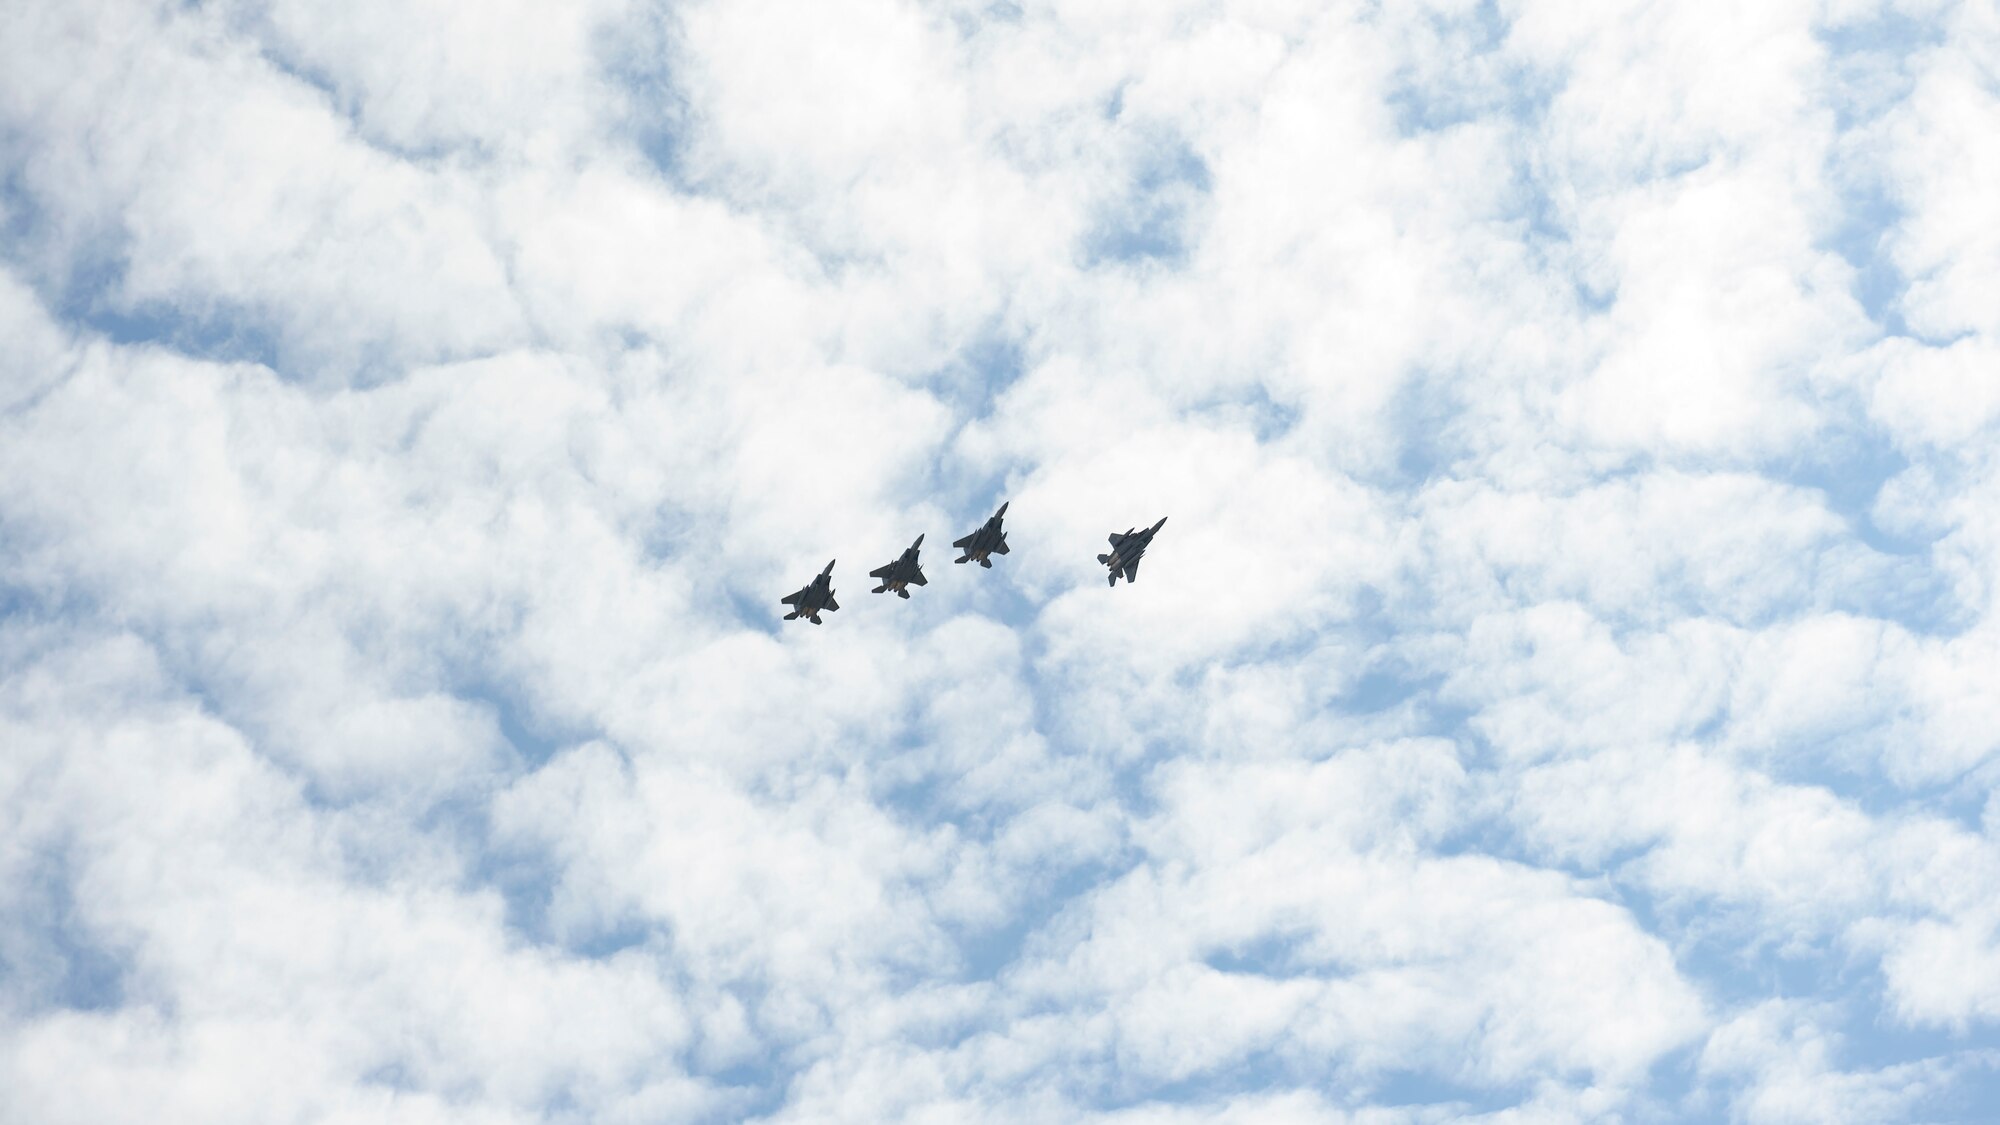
[3,0,1999,1121]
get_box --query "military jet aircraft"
[869,535,928,598]
[1099,517,1166,586]
[952,502,1011,567]
[780,560,839,624]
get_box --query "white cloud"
[3,0,1998,1120]
[1877,10,2000,341]
[1698,1000,1969,1124]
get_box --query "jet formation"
[779,503,1167,624]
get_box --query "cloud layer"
[4,0,1999,1120]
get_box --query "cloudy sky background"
[4,0,2000,1120]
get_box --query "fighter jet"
[780,560,839,624]
[869,535,928,598]
[1099,517,1166,586]
[951,502,1011,567]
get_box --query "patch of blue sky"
[245,34,487,167]
[634,500,806,638]
[725,585,796,638]
[874,755,999,830]
[954,858,1133,983]
[1823,172,1913,337]
[1354,1069,1541,1118]
[595,7,695,189]
[1756,398,1972,666]
[1080,133,1212,269]
[1777,418,1920,542]
[930,326,1026,428]
[1199,929,1318,979]
[1831,1011,2000,1089]
[706,1060,791,1124]
[949,542,1043,637]
[1380,0,1558,138]
[1927,1055,2000,1124]
[357,1060,422,1095]
[1636,1040,1716,1118]
[1373,0,1610,354]
[1647,900,1867,1001]
[0,575,33,628]
[1084,1029,1544,1119]
[1340,663,1447,716]
[1381,368,1469,490]
[1189,383,1301,445]
[1558,840,2000,1111]
[473,835,571,946]
[0,851,131,1014]
[1383,835,2000,1114]
[1820,9,1945,130]
[1314,639,1483,749]
[0,175,284,371]
[454,788,665,962]
[83,298,286,372]
[1495,142,1627,316]
[4,220,288,375]
[1096,1048,1296,1113]
[466,683,576,768]
[1816,11,1947,343]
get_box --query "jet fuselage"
[1100,517,1166,585]
[870,535,928,599]
[953,502,1011,566]
[781,560,839,623]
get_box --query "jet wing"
[781,591,801,605]
[1109,532,1128,546]
[868,563,894,579]
[911,571,928,586]
[1122,559,1140,582]
[952,532,976,549]
[824,597,839,612]
[993,540,1009,554]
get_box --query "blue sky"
[5,0,2000,1121]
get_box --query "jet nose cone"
[1153,516,1168,532]
[995,502,1009,517]
[913,534,925,547]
